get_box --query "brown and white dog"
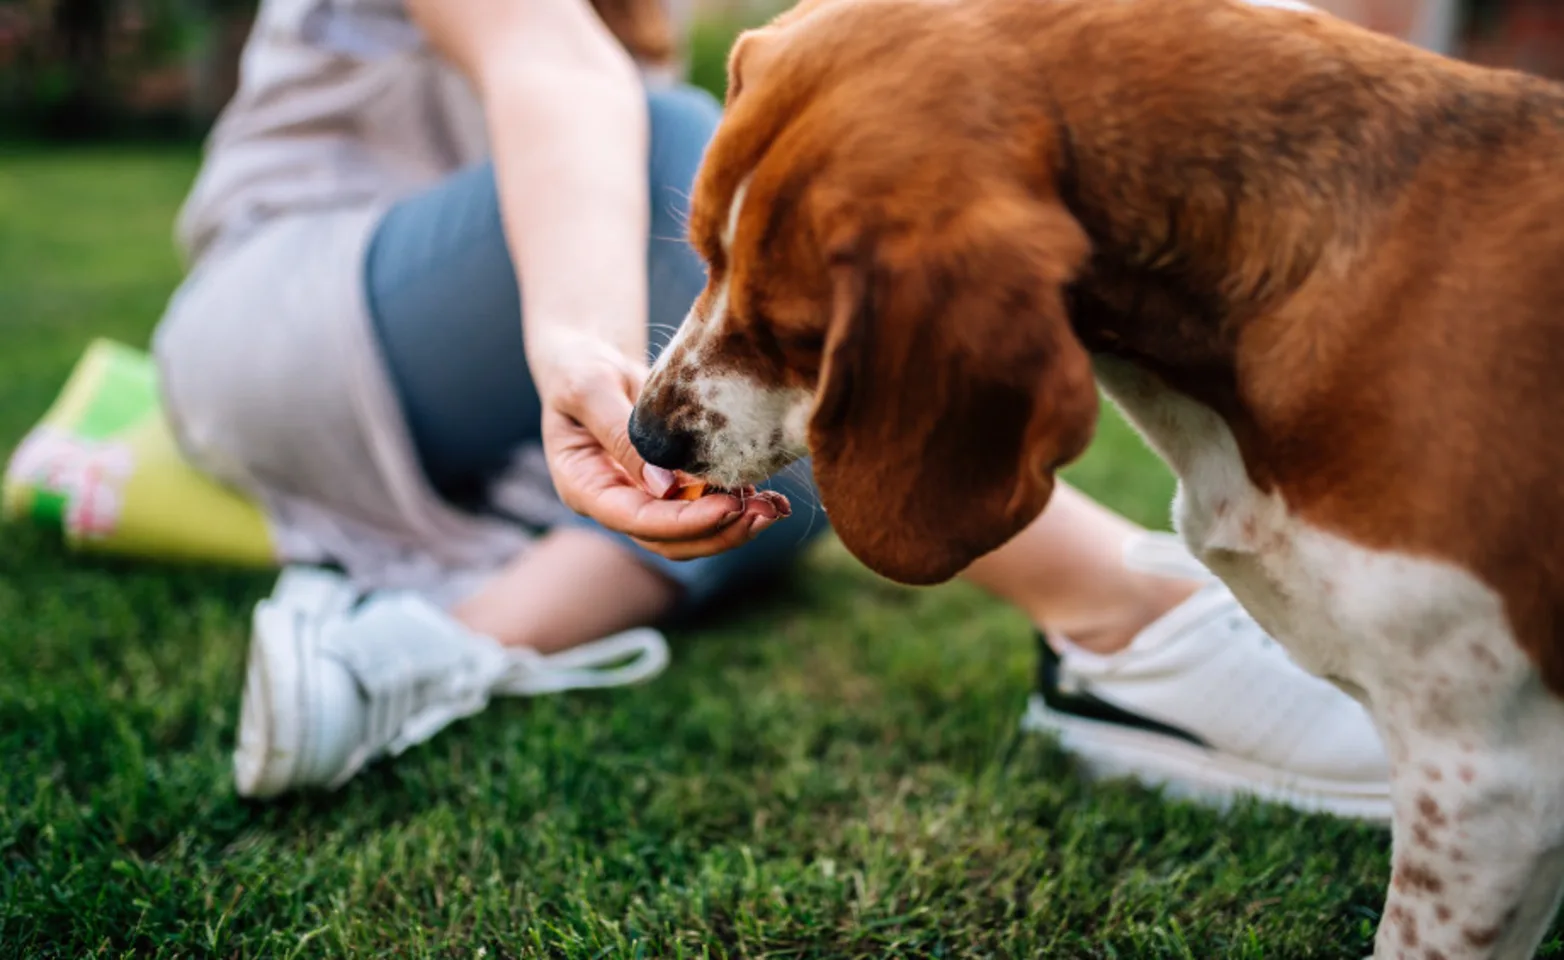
[627,0,1564,954]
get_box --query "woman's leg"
[962,483,1200,655]
[365,84,824,651]
[451,528,675,653]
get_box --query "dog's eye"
[781,330,824,357]
[770,330,826,374]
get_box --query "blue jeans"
[363,85,826,612]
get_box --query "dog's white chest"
[1089,357,1521,697]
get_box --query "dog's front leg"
[1371,670,1564,959]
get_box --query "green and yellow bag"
[3,338,280,568]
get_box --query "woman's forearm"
[409,0,653,399]
[483,62,651,397]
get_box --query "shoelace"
[325,599,671,788]
[496,628,671,696]
[331,638,503,788]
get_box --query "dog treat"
[665,473,722,501]
[670,480,711,501]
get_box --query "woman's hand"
[536,331,789,559]
[408,0,785,557]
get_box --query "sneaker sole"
[233,600,311,799]
[1021,694,1392,825]
[234,569,361,798]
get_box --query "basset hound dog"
[627,0,1564,954]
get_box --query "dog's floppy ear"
[724,0,845,107]
[723,29,765,106]
[810,195,1098,584]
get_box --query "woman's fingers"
[543,407,772,543]
[564,364,677,497]
[632,491,792,559]
[538,359,793,556]
[631,503,787,560]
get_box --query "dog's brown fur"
[628,1,1564,952]
[660,0,1564,694]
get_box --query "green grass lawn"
[0,148,1535,958]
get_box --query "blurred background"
[0,0,1560,144]
[1,5,1561,954]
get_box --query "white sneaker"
[1020,533,1391,823]
[233,566,671,798]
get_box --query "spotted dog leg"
[1370,666,1564,959]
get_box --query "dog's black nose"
[628,408,698,472]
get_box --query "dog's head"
[629,0,1098,584]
